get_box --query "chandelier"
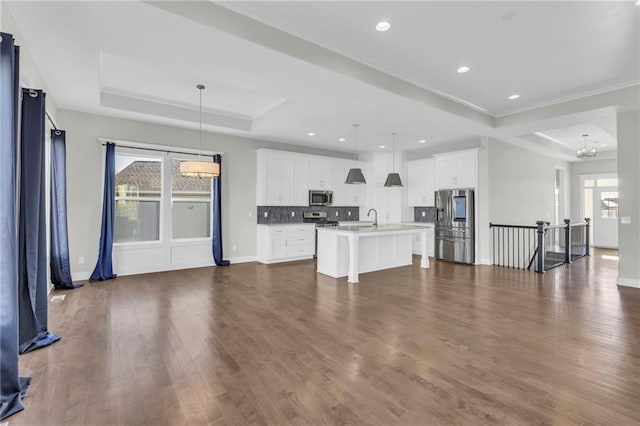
[576,133,597,159]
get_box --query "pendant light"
[384,132,403,187]
[345,123,366,184]
[576,133,597,159]
[180,84,220,178]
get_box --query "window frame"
[113,147,164,246]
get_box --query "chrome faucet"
[367,208,378,227]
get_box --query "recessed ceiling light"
[307,132,315,136]
[379,145,386,149]
[376,21,391,32]
[338,138,345,142]
[508,94,520,100]
[419,139,427,143]
[457,66,470,74]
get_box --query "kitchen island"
[316,224,431,283]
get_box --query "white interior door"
[592,186,618,248]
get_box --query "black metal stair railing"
[490,218,590,273]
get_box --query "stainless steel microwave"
[309,190,333,206]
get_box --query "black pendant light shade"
[346,123,367,184]
[384,172,403,187]
[384,132,403,187]
[345,168,367,184]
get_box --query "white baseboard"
[227,255,257,264]
[477,257,493,265]
[72,256,258,281]
[617,277,640,288]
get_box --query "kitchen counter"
[316,224,430,283]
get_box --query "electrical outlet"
[264,211,268,218]
[348,211,351,216]
[291,211,295,217]
[78,256,85,265]
[248,211,253,218]
[232,245,237,252]
[421,211,426,217]
[335,211,339,216]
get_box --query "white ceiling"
[5,1,639,159]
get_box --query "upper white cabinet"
[256,149,367,206]
[308,160,332,190]
[407,158,435,206]
[434,149,478,189]
[257,150,295,206]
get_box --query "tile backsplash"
[257,206,360,224]
[414,207,435,223]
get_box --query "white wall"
[569,158,617,220]
[58,110,352,279]
[1,2,57,116]
[616,109,640,287]
[487,138,568,225]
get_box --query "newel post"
[536,221,546,273]
[564,219,572,264]
[585,217,591,256]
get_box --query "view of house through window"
[115,154,162,243]
[114,152,213,243]
[171,159,212,239]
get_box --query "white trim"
[227,255,258,264]
[97,137,223,156]
[72,256,258,281]
[617,277,640,288]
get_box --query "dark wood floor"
[11,249,640,425]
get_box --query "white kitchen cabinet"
[257,150,295,205]
[257,149,367,207]
[308,160,332,190]
[293,157,309,205]
[407,158,435,206]
[434,149,478,189]
[257,224,316,263]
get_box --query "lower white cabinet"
[257,224,316,263]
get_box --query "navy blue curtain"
[90,142,117,281]
[18,88,61,354]
[212,154,230,266]
[50,130,82,289]
[0,31,31,421]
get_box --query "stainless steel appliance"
[435,189,475,264]
[308,190,333,206]
[303,211,339,256]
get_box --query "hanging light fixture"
[576,133,597,159]
[384,132,403,187]
[180,84,220,178]
[345,124,366,184]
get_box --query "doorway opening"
[581,174,618,249]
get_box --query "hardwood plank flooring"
[10,249,640,425]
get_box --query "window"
[600,191,619,219]
[597,178,618,187]
[114,154,162,243]
[171,159,212,239]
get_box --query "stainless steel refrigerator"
[434,189,475,264]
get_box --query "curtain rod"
[99,142,222,158]
[45,111,58,130]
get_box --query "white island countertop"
[317,224,430,283]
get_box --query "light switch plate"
[621,216,631,224]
